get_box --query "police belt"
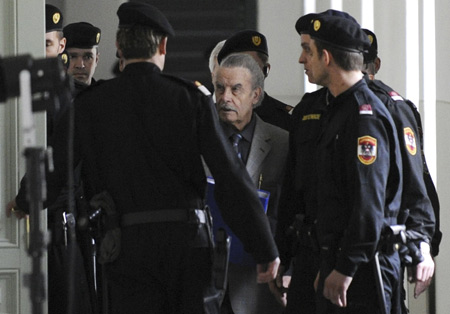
[319,224,405,255]
[121,208,208,227]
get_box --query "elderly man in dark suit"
[209,52,288,314]
[218,30,293,131]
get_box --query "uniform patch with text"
[357,136,377,165]
[302,114,321,121]
[404,127,417,155]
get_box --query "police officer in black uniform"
[362,28,438,311]
[272,10,358,314]
[15,2,280,314]
[217,30,293,131]
[62,22,101,97]
[294,14,403,314]
[44,4,66,58]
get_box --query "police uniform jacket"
[275,87,328,266]
[366,77,438,253]
[254,92,292,131]
[316,79,402,277]
[17,62,278,263]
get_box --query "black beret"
[362,29,378,63]
[217,30,268,64]
[45,4,63,33]
[295,9,357,35]
[64,22,101,49]
[117,2,175,36]
[308,15,370,53]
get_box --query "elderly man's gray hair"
[219,53,265,107]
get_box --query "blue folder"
[206,177,270,266]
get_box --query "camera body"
[0,54,72,111]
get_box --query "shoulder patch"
[359,104,373,115]
[404,127,417,155]
[389,91,404,102]
[358,136,377,165]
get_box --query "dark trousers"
[106,223,217,314]
[48,244,93,314]
[284,246,321,314]
[316,252,401,314]
[48,213,93,314]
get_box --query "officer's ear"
[374,57,381,74]
[159,37,168,56]
[251,86,262,106]
[58,37,67,55]
[262,63,271,78]
[322,49,332,66]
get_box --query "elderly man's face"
[214,66,260,131]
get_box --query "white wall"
[434,0,450,312]
[258,1,304,107]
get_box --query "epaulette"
[353,90,374,115]
[370,79,404,102]
[161,73,212,96]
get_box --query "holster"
[287,214,320,255]
[203,207,230,308]
[89,191,121,265]
[378,225,407,255]
[212,228,231,292]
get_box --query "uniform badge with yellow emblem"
[358,135,377,165]
[252,36,261,47]
[53,12,60,25]
[404,127,417,155]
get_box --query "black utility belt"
[121,208,208,227]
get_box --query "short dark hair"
[363,61,377,76]
[315,38,363,71]
[56,30,64,40]
[256,51,269,66]
[116,26,164,60]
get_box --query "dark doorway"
[132,0,257,91]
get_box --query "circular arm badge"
[404,127,417,155]
[358,135,377,165]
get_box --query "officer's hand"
[268,265,290,307]
[410,242,435,298]
[275,264,286,288]
[5,199,27,219]
[415,243,435,282]
[257,257,280,283]
[314,271,320,292]
[323,269,353,308]
[414,277,432,299]
[268,279,288,307]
